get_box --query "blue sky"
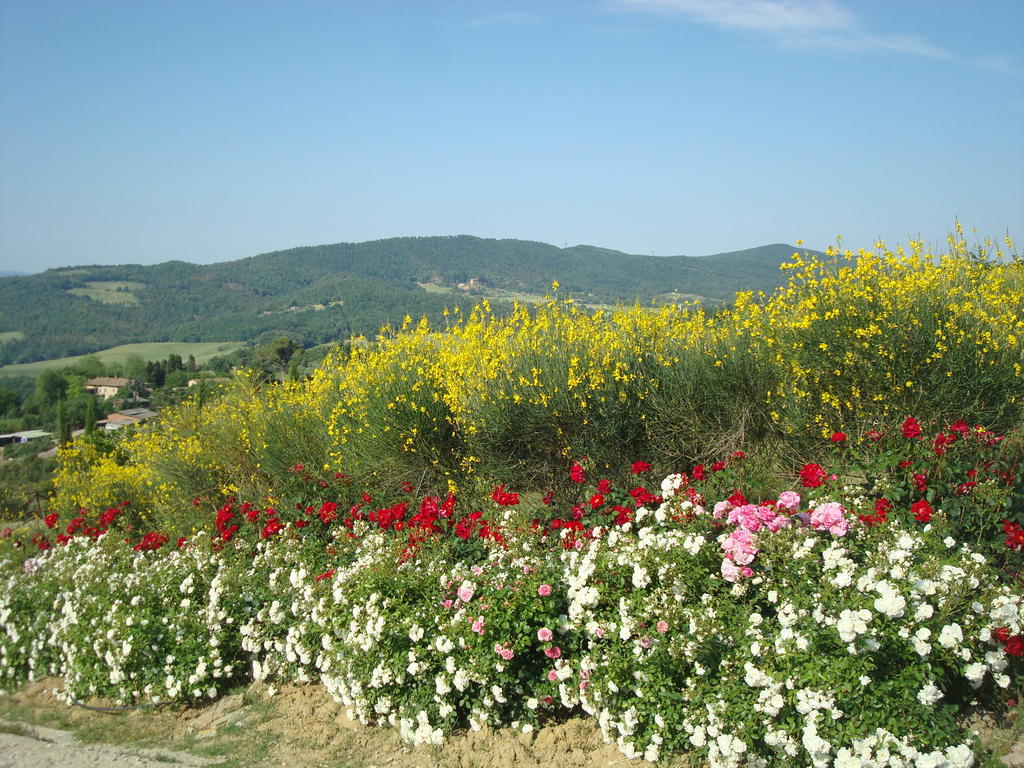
[1,0,1021,272]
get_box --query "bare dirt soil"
[2,679,1021,768]
[0,679,657,768]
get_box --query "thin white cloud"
[785,30,955,60]
[615,0,963,62]
[467,11,545,28]
[619,0,854,33]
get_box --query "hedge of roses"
[1,428,1022,768]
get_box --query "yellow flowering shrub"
[48,229,1022,534]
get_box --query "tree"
[84,395,98,436]
[55,399,70,445]
[123,354,147,381]
[195,377,207,412]
[146,360,166,388]
[262,337,300,368]
[71,354,106,378]
[34,369,67,407]
[0,387,17,418]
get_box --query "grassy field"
[0,332,25,345]
[0,341,247,376]
[66,280,146,305]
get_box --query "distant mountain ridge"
[0,236,812,366]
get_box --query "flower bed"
[2,447,1021,768]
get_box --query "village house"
[98,407,157,431]
[0,429,53,447]
[85,376,132,399]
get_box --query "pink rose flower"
[720,558,742,582]
[537,627,553,642]
[544,646,562,659]
[777,490,801,510]
[457,582,475,602]
[547,670,558,682]
[537,584,552,596]
[656,620,668,634]
[471,616,485,634]
[810,501,850,536]
[712,500,732,519]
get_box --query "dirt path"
[0,721,221,768]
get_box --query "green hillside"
[0,341,246,377]
[0,237,810,364]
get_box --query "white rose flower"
[938,623,963,648]
[917,682,943,706]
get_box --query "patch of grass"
[0,342,247,377]
[0,331,25,345]
[67,281,146,305]
[0,697,73,731]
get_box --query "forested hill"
[0,236,810,365]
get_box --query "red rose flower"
[44,513,59,529]
[319,502,339,524]
[133,531,169,552]
[1006,635,1024,657]
[911,499,933,523]
[830,432,847,443]
[630,461,651,475]
[491,484,520,506]
[860,498,891,526]
[901,416,922,439]
[569,462,586,484]
[799,463,827,489]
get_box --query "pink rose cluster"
[726,503,791,533]
[809,501,850,536]
[717,492,851,582]
[493,642,515,660]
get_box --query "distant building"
[85,377,131,399]
[0,430,53,446]
[98,408,157,431]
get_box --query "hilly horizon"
[0,235,814,367]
